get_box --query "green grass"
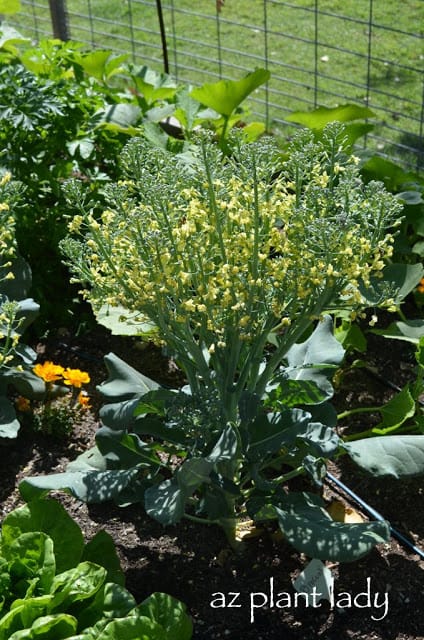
[8,0,424,170]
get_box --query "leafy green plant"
[0,27,271,328]
[20,124,424,562]
[0,498,192,640]
[0,172,50,440]
[340,334,424,439]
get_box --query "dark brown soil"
[1,323,423,640]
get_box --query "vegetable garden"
[0,10,423,640]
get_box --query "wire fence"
[6,0,424,172]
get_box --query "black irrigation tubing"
[325,471,424,560]
[365,365,424,407]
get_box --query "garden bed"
[1,323,423,640]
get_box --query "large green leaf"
[0,397,20,439]
[66,447,107,473]
[96,104,141,129]
[132,65,177,107]
[144,478,185,526]
[0,597,54,640]
[247,408,311,461]
[286,104,375,129]
[96,427,158,469]
[1,499,84,573]
[4,532,55,595]
[344,435,424,477]
[145,457,213,525]
[374,385,416,433]
[136,593,193,640]
[285,316,344,398]
[19,468,140,504]
[94,615,164,640]
[98,353,160,400]
[81,531,125,587]
[273,492,389,561]
[75,583,136,632]
[8,613,77,640]
[95,305,157,337]
[50,562,106,610]
[190,69,270,117]
[207,425,238,463]
[360,263,424,306]
[371,319,424,344]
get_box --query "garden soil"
[1,321,423,640]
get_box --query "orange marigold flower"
[16,396,31,412]
[63,368,91,388]
[78,391,91,409]
[417,277,424,294]
[33,361,65,382]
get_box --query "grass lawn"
[8,0,424,169]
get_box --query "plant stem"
[337,405,381,420]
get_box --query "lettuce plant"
[21,124,424,562]
[0,498,192,640]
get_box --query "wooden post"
[48,0,70,41]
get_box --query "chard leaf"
[344,435,424,477]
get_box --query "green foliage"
[286,103,375,148]
[0,29,271,328]
[21,321,391,562]
[23,123,423,562]
[190,68,269,147]
[0,499,192,640]
[341,336,424,438]
[0,175,47,440]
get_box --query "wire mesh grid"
[6,0,424,172]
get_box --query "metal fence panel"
[6,0,424,172]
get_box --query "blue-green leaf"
[19,468,140,504]
[98,353,160,400]
[344,435,424,477]
[371,319,424,344]
[285,316,345,398]
[273,492,389,561]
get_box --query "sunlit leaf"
[344,435,424,477]
[190,68,270,117]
